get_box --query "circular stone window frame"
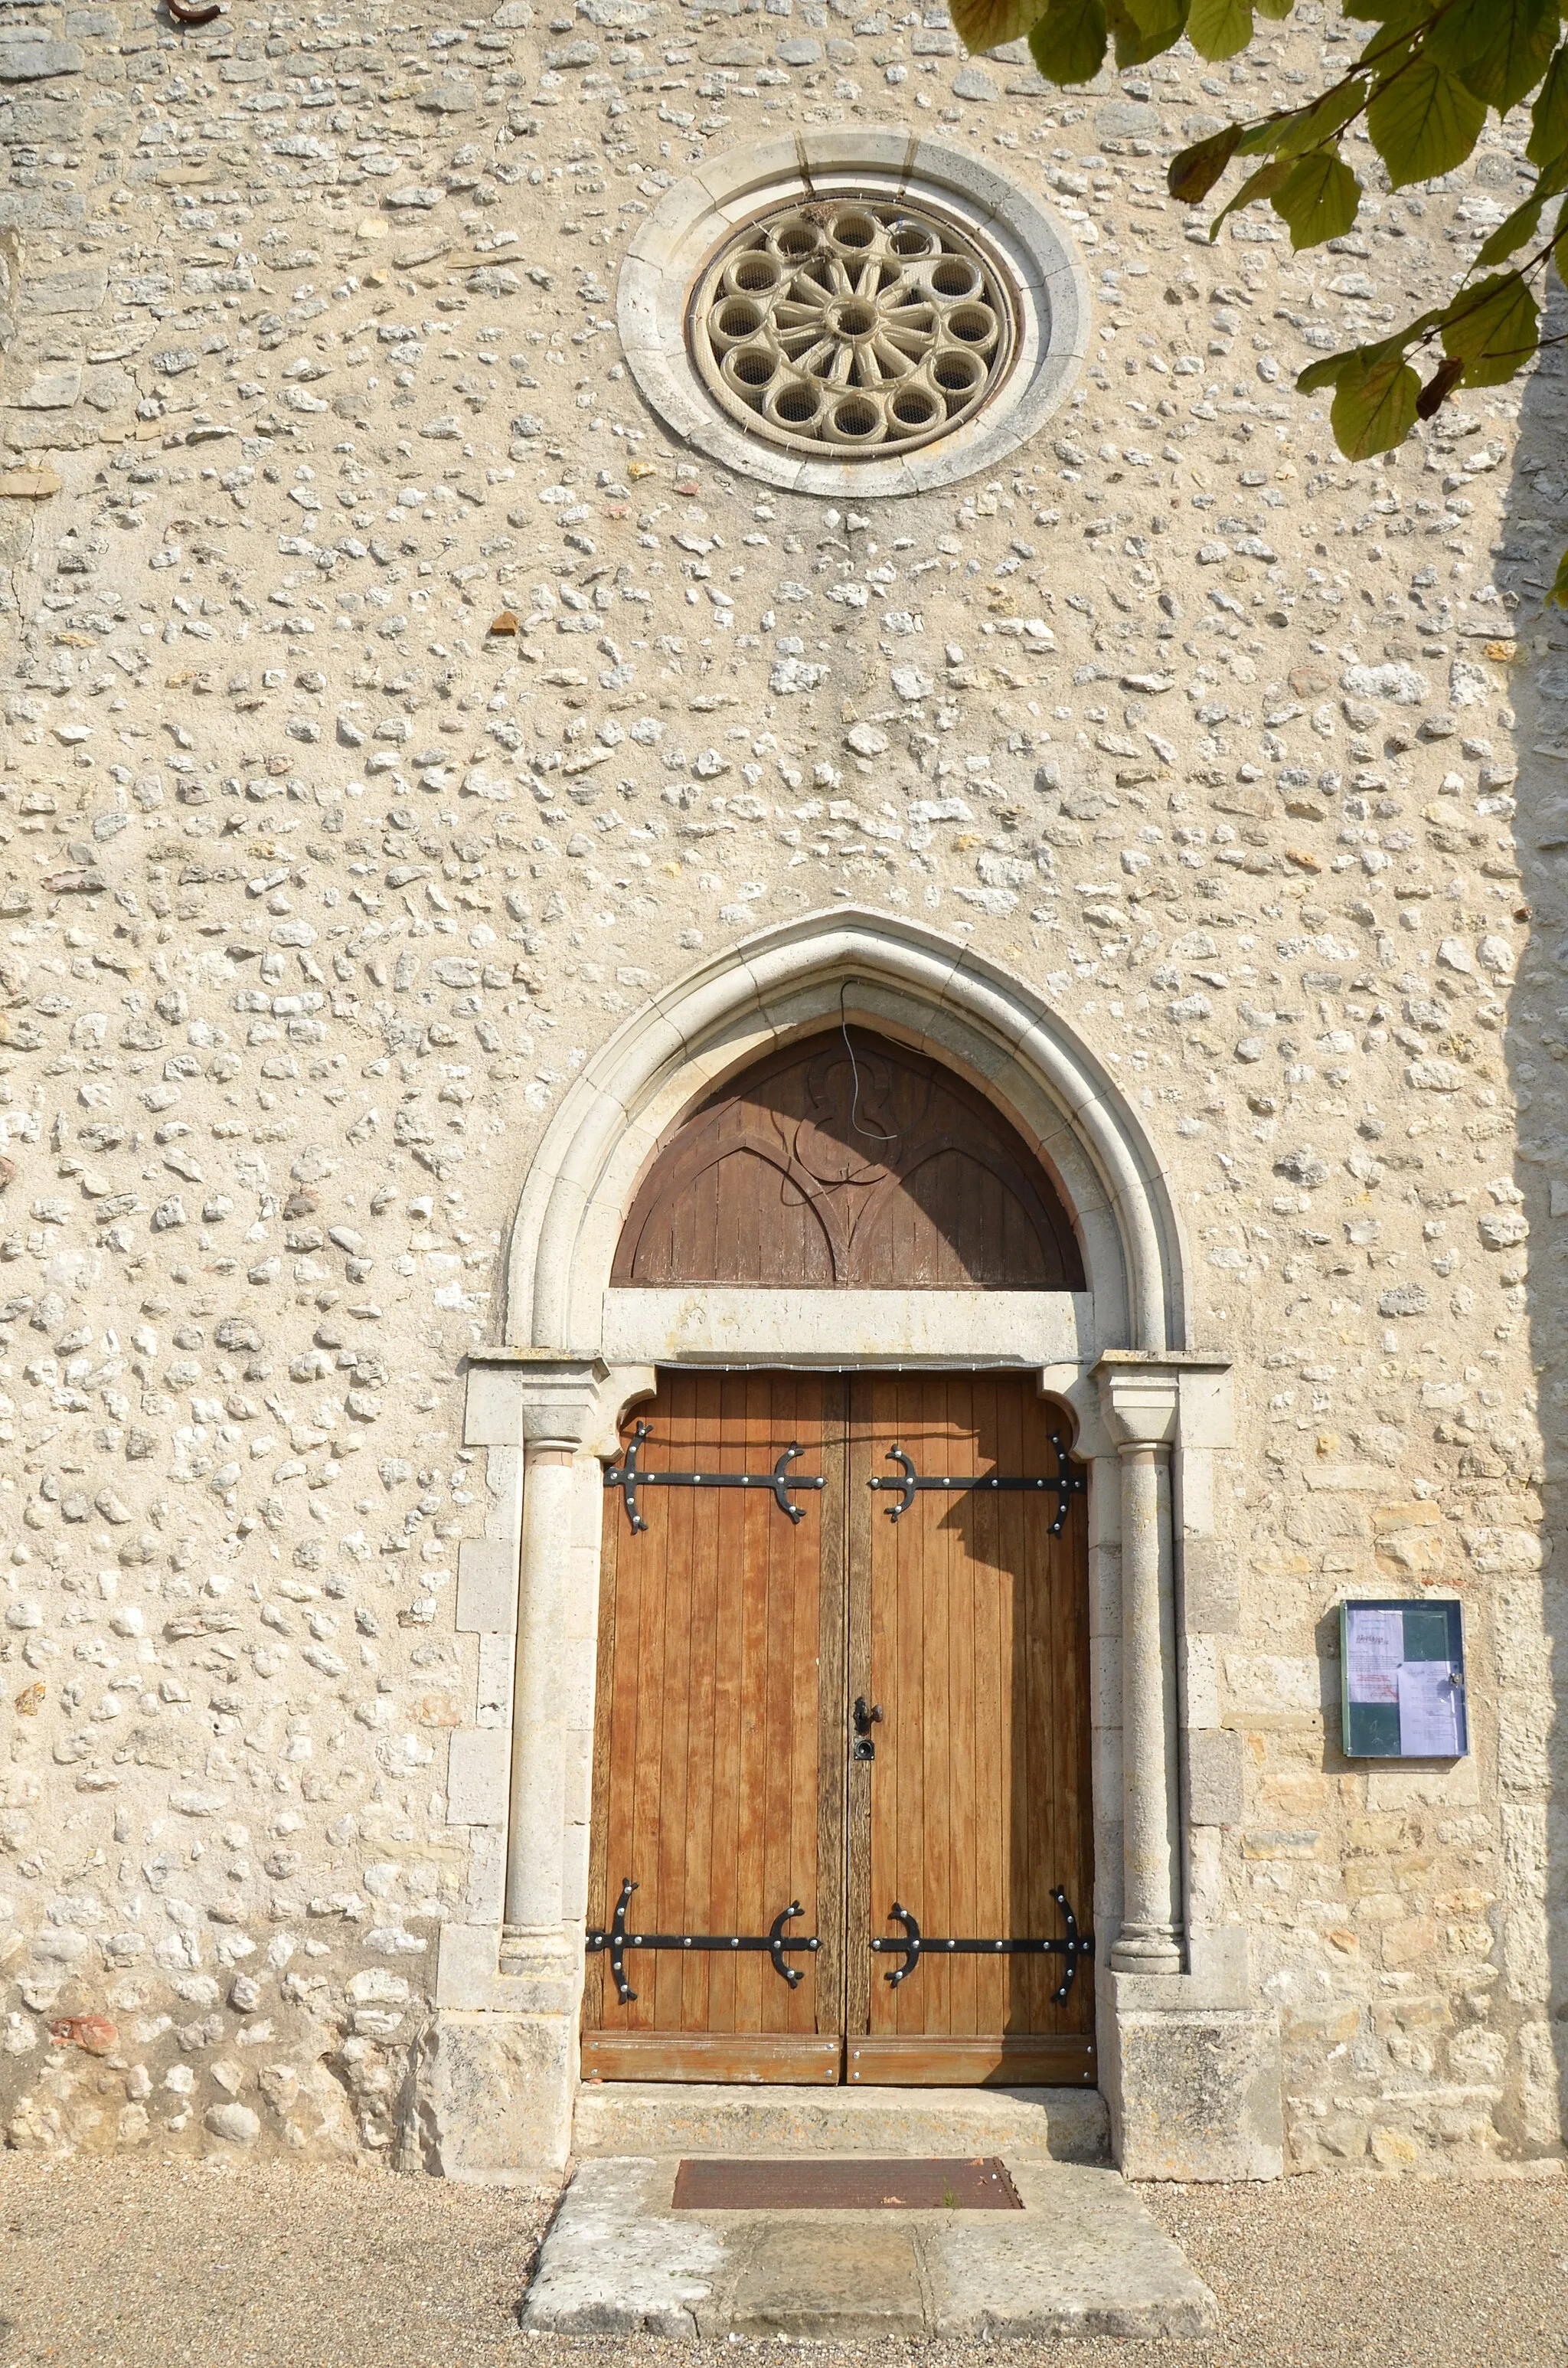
[617,131,1090,500]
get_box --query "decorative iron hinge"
[870,1887,1093,2006]
[867,1435,1086,1536]
[587,1876,822,2004]
[604,1420,825,1532]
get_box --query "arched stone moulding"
[503,905,1187,1360]
[433,909,1281,2193]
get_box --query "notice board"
[1340,1598,1467,1759]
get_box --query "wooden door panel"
[584,1372,844,2072]
[847,2035,1098,2087]
[584,1366,1093,2085]
[583,2033,844,2083]
[853,1372,1094,2050]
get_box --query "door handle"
[851,1696,883,1761]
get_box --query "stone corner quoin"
[0,0,1562,2179]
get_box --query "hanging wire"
[784,984,902,1214]
[838,980,900,1151]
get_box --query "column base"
[1110,1925,1184,1974]
[410,2007,577,2182]
[1101,1963,1282,2183]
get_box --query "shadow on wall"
[1499,289,1565,2163]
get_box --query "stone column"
[1096,1356,1183,1974]
[502,1358,608,1937]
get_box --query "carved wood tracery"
[611,1030,1085,1290]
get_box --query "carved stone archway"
[428,911,1280,2190]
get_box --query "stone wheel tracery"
[687,198,1017,457]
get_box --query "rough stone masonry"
[0,0,1562,2177]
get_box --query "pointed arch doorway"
[580,1028,1096,2088]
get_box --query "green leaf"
[1106,0,1187,65]
[1168,122,1243,201]
[1271,150,1362,248]
[1297,349,1355,394]
[1527,41,1568,167]
[1547,545,1568,610]
[1352,0,1428,44]
[1474,193,1545,265]
[1428,0,1558,116]
[1275,77,1370,156]
[1330,345,1421,459]
[1187,0,1253,61]
[1027,0,1109,85]
[1367,58,1488,187]
[1469,160,1566,266]
[1441,271,1542,384]
[1298,315,1452,401]
[1254,0,1292,18]
[1208,157,1293,240]
[949,0,1043,54]
[1236,110,1293,155]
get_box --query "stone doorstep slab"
[572,2080,1112,2164]
[519,2156,1220,2340]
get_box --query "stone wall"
[0,0,1560,2171]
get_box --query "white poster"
[1346,1607,1405,1706]
[1396,1660,1464,1757]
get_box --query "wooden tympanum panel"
[582,1370,847,2083]
[611,1030,1085,1290]
[583,1371,1093,2087]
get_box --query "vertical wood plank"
[816,1375,849,2042]
[845,1375,876,2041]
[585,1465,619,2031]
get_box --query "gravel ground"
[0,2157,1563,2367]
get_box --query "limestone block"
[0,35,83,79]
[457,1537,518,1633]
[463,1365,524,1448]
[412,2008,574,2178]
[1187,1729,1243,1827]
[9,368,81,410]
[1106,2003,1284,2181]
[21,263,106,313]
[1181,1537,1240,1634]
[1184,1634,1220,1727]
[1512,2021,1564,2150]
[1220,1653,1323,1731]
[436,1921,499,2010]
[446,1730,510,1826]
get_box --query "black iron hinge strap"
[870,1887,1093,2007]
[605,1421,825,1532]
[586,1876,822,2004]
[867,1436,1086,1535]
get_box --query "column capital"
[1093,1353,1180,1451]
[1093,1352,1230,1451]
[464,1351,609,1451]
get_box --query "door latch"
[851,1696,883,1762]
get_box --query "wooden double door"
[583,1370,1095,2087]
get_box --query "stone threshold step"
[521,2155,1218,2339]
[573,2080,1110,2164]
